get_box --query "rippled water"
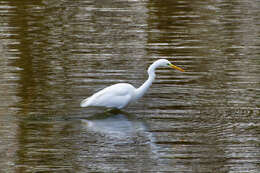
[0,0,260,172]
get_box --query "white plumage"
[80,59,184,109]
[81,83,135,109]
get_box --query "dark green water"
[0,0,260,172]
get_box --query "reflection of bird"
[81,112,146,139]
[80,59,184,109]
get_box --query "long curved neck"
[135,63,157,100]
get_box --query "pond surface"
[0,0,260,172]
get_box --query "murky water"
[1,0,260,172]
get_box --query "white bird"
[80,59,184,109]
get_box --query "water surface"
[0,0,260,172]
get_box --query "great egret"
[80,59,184,109]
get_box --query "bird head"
[157,59,185,72]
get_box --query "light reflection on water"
[78,111,159,172]
[0,0,260,172]
[81,112,147,140]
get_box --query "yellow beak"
[170,63,185,72]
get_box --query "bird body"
[81,83,136,109]
[80,59,184,109]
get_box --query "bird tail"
[80,97,90,107]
